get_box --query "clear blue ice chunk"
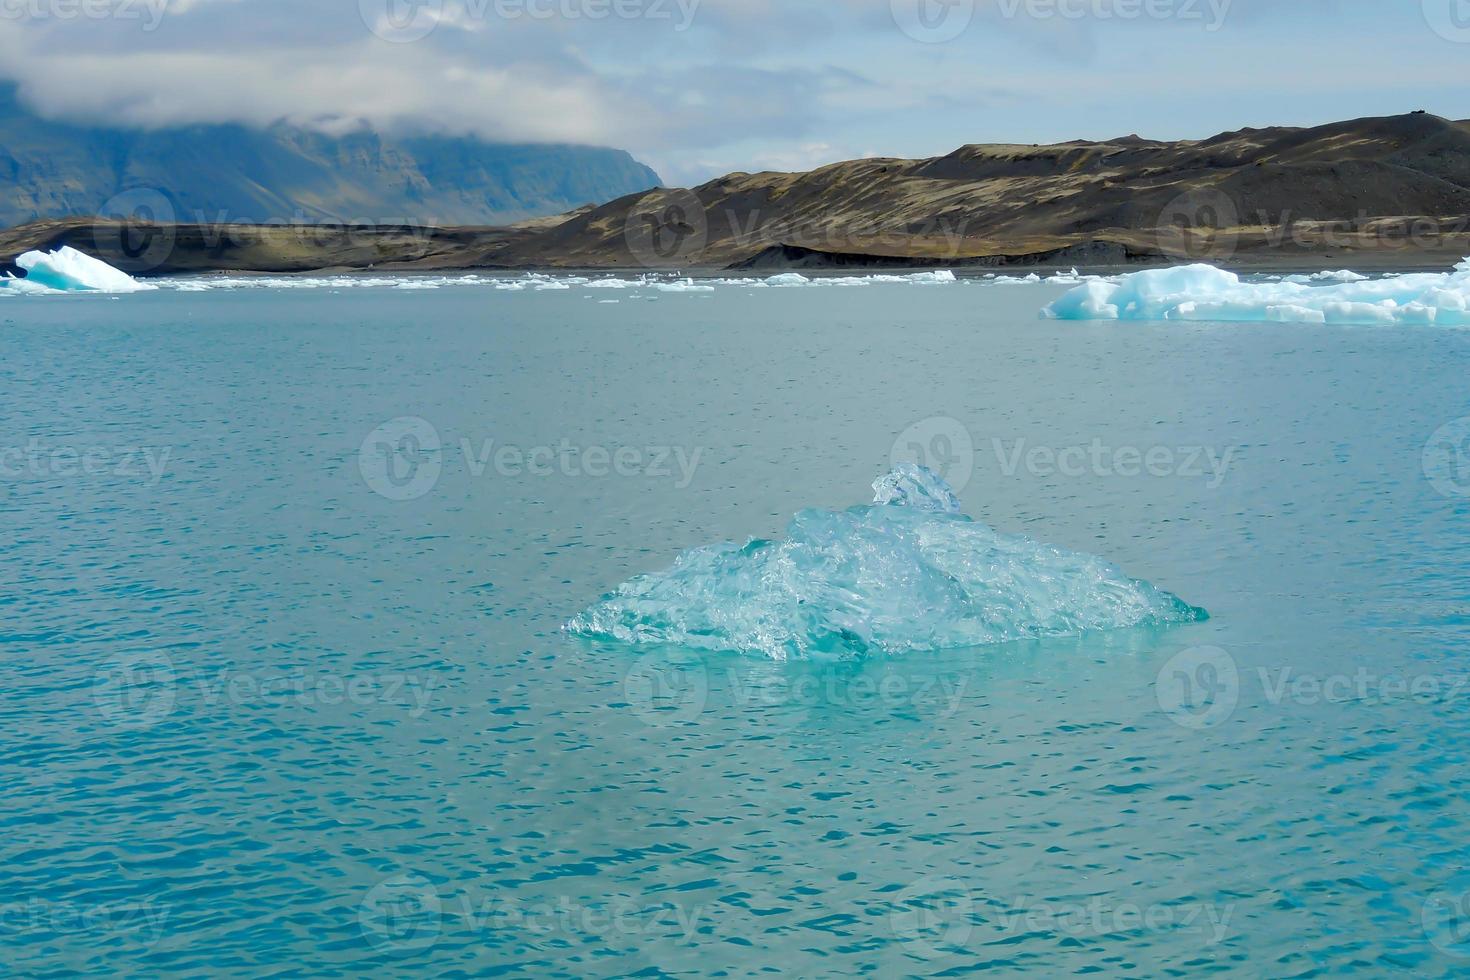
[567,466,1206,660]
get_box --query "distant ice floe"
[752,270,957,288]
[1,246,155,294]
[7,257,1449,315]
[764,272,811,287]
[566,464,1205,661]
[1043,259,1470,326]
[0,269,973,295]
[1284,270,1370,284]
[0,261,1065,296]
[651,279,715,292]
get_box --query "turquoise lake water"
[4,278,1470,975]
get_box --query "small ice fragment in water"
[567,466,1206,660]
[871,462,963,514]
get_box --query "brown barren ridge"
[4,112,1470,276]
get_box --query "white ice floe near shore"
[1284,270,1370,284]
[1043,259,1470,326]
[651,279,715,292]
[764,272,811,287]
[3,246,155,294]
[131,269,969,292]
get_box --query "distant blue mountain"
[0,85,661,228]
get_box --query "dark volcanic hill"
[503,111,1470,269]
[5,111,1470,273]
[0,84,661,228]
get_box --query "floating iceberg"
[4,246,155,294]
[567,465,1205,661]
[765,273,811,287]
[1042,258,1470,326]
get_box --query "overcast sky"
[2,0,1468,185]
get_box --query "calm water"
[4,279,1470,976]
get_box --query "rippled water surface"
[5,279,1470,975]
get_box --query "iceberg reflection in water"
[568,465,1206,661]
